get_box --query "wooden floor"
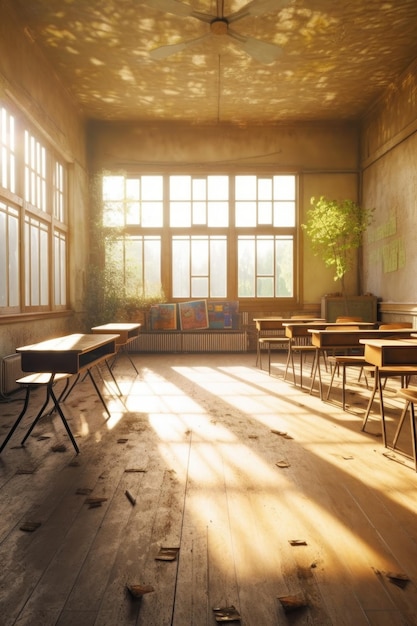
[1,351,417,626]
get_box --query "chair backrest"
[379,323,413,330]
[335,316,363,322]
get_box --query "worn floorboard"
[1,352,417,625]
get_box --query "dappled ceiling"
[11,0,417,124]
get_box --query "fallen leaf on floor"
[117,438,129,444]
[20,521,41,532]
[386,571,410,588]
[155,546,180,561]
[125,489,136,505]
[277,593,307,613]
[342,455,354,460]
[76,487,92,495]
[125,468,147,473]
[36,435,51,440]
[126,583,155,598]
[271,429,293,439]
[85,497,107,508]
[51,444,67,452]
[248,435,258,439]
[212,605,241,622]
[15,468,35,474]
[289,539,307,546]
[276,460,290,468]
[68,460,80,467]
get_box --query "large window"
[102,172,297,302]
[0,103,68,315]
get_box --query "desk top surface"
[91,323,141,332]
[17,333,120,353]
[359,337,417,347]
[309,327,408,335]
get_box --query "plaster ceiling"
[11,0,417,124]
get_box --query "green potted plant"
[301,196,374,312]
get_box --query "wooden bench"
[0,372,71,453]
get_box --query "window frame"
[100,170,299,305]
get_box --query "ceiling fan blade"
[149,34,210,60]
[227,0,290,23]
[228,29,282,64]
[143,0,215,22]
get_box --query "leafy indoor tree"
[302,196,374,299]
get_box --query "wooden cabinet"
[321,295,378,322]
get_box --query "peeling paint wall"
[361,58,417,306]
[0,1,89,355]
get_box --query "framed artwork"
[179,300,209,330]
[207,301,239,329]
[149,303,177,330]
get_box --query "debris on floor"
[85,497,108,508]
[125,489,136,505]
[126,583,155,598]
[276,460,290,468]
[212,605,241,622]
[20,521,41,532]
[289,539,307,546]
[277,593,308,613]
[155,546,180,561]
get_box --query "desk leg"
[48,383,80,453]
[0,386,32,453]
[309,349,322,398]
[378,371,388,447]
[21,386,56,446]
[87,368,111,417]
[111,346,139,375]
[362,369,378,432]
[103,359,122,396]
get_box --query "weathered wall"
[88,119,360,307]
[0,0,89,355]
[361,57,417,317]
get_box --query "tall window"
[102,172,297,303]
[0,102,68,315]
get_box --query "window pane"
[207,175,228,200]
[103,175,124,200]
[172,238,190,298]
[257,238,274,275]
[170,201,191,227]
[142,175,163,200]
[144,237,162,295]
[191,277,208,298]
[235,175,256,200]
[236,201,256,227]
[0,210,6,306]
[210,238,227,297]
[257,276,274,297]
[208,201,228,227]
[274,201,295,227]
[191,238,208,276]
[238,237,255,297]
[142,202,163,227]
[9,211,19,306]
[170,175,191,200]
[276,236,294,297]
[274,175,295,200]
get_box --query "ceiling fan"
[144,0,290,64]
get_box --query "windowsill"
[0,310,74,325]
